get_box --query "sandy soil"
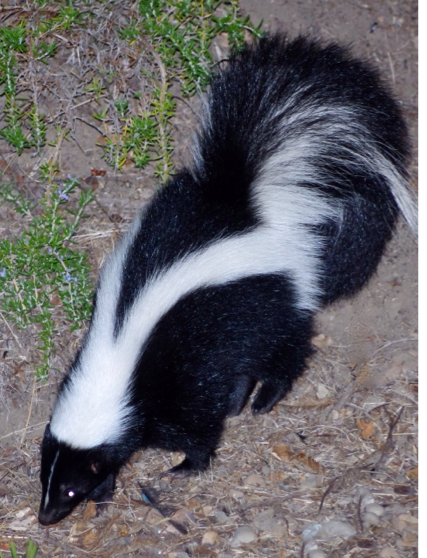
[0,0,417,556]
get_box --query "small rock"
[304,540,318,553]
[379,548,400,558]
[308,551,327,558]
[393,513,418,533]
[365,503,385,517]
[302,523,322,541]
[244,473,265,487]
[214,510,228,524]
[363,512,380,527]
[230,489,245,500]
[318,520,356,540]
[397,532,417,548]
[253,508,275,530]
[316,384,330,399]
[230,525,257,547]
[170,507,195,528]
[387,504,407,516]
[202,530,220,546]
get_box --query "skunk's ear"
[89,459,102,474]
[41,423,57,457]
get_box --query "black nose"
[38,508,60,526]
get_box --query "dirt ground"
[0,0,418,556]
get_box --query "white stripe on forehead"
[44,449,59,510]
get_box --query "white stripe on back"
[49,103,414,450]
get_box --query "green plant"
[0,178,95,379]
[0,539,38,558]
[102,0,263,179]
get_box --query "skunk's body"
[39,35,416,525]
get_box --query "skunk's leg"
[228,376,257,417]
[251,381,289,414]
[252,334,313,414]
[162,448,214,479]
[87,473,116,513]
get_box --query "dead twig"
[319,406,404,512]
[19,374,37,448]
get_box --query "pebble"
[253,508,275,530]
[214,510,229,524]
[302,523,322,541]
[392,513,418,533]
[230,489,245,500]
[304,540,318,554]
[316,384,330,398]
[363,511,380,527]
[230,525,257,547]
[317,520,356,540]
[365,503,385,517]
[308,551,328,558]
[202,530,220,546]
[379,548,400,558]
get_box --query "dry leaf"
[401,532,418,547]
[271,471,286,482]
[191,546,218,556]
[294,451,325,474]
[69,520,88,537]
[83,500,97,521]
[82,529,99,546]
[356,419,375,439]
[272,445,293,462]
[355,364,371,388]
[406,466,418,480]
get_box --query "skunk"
[38,34,416,525]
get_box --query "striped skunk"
[38,34,416,525]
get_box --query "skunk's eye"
[67,490,75,498]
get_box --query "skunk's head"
[38,424,117,525]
